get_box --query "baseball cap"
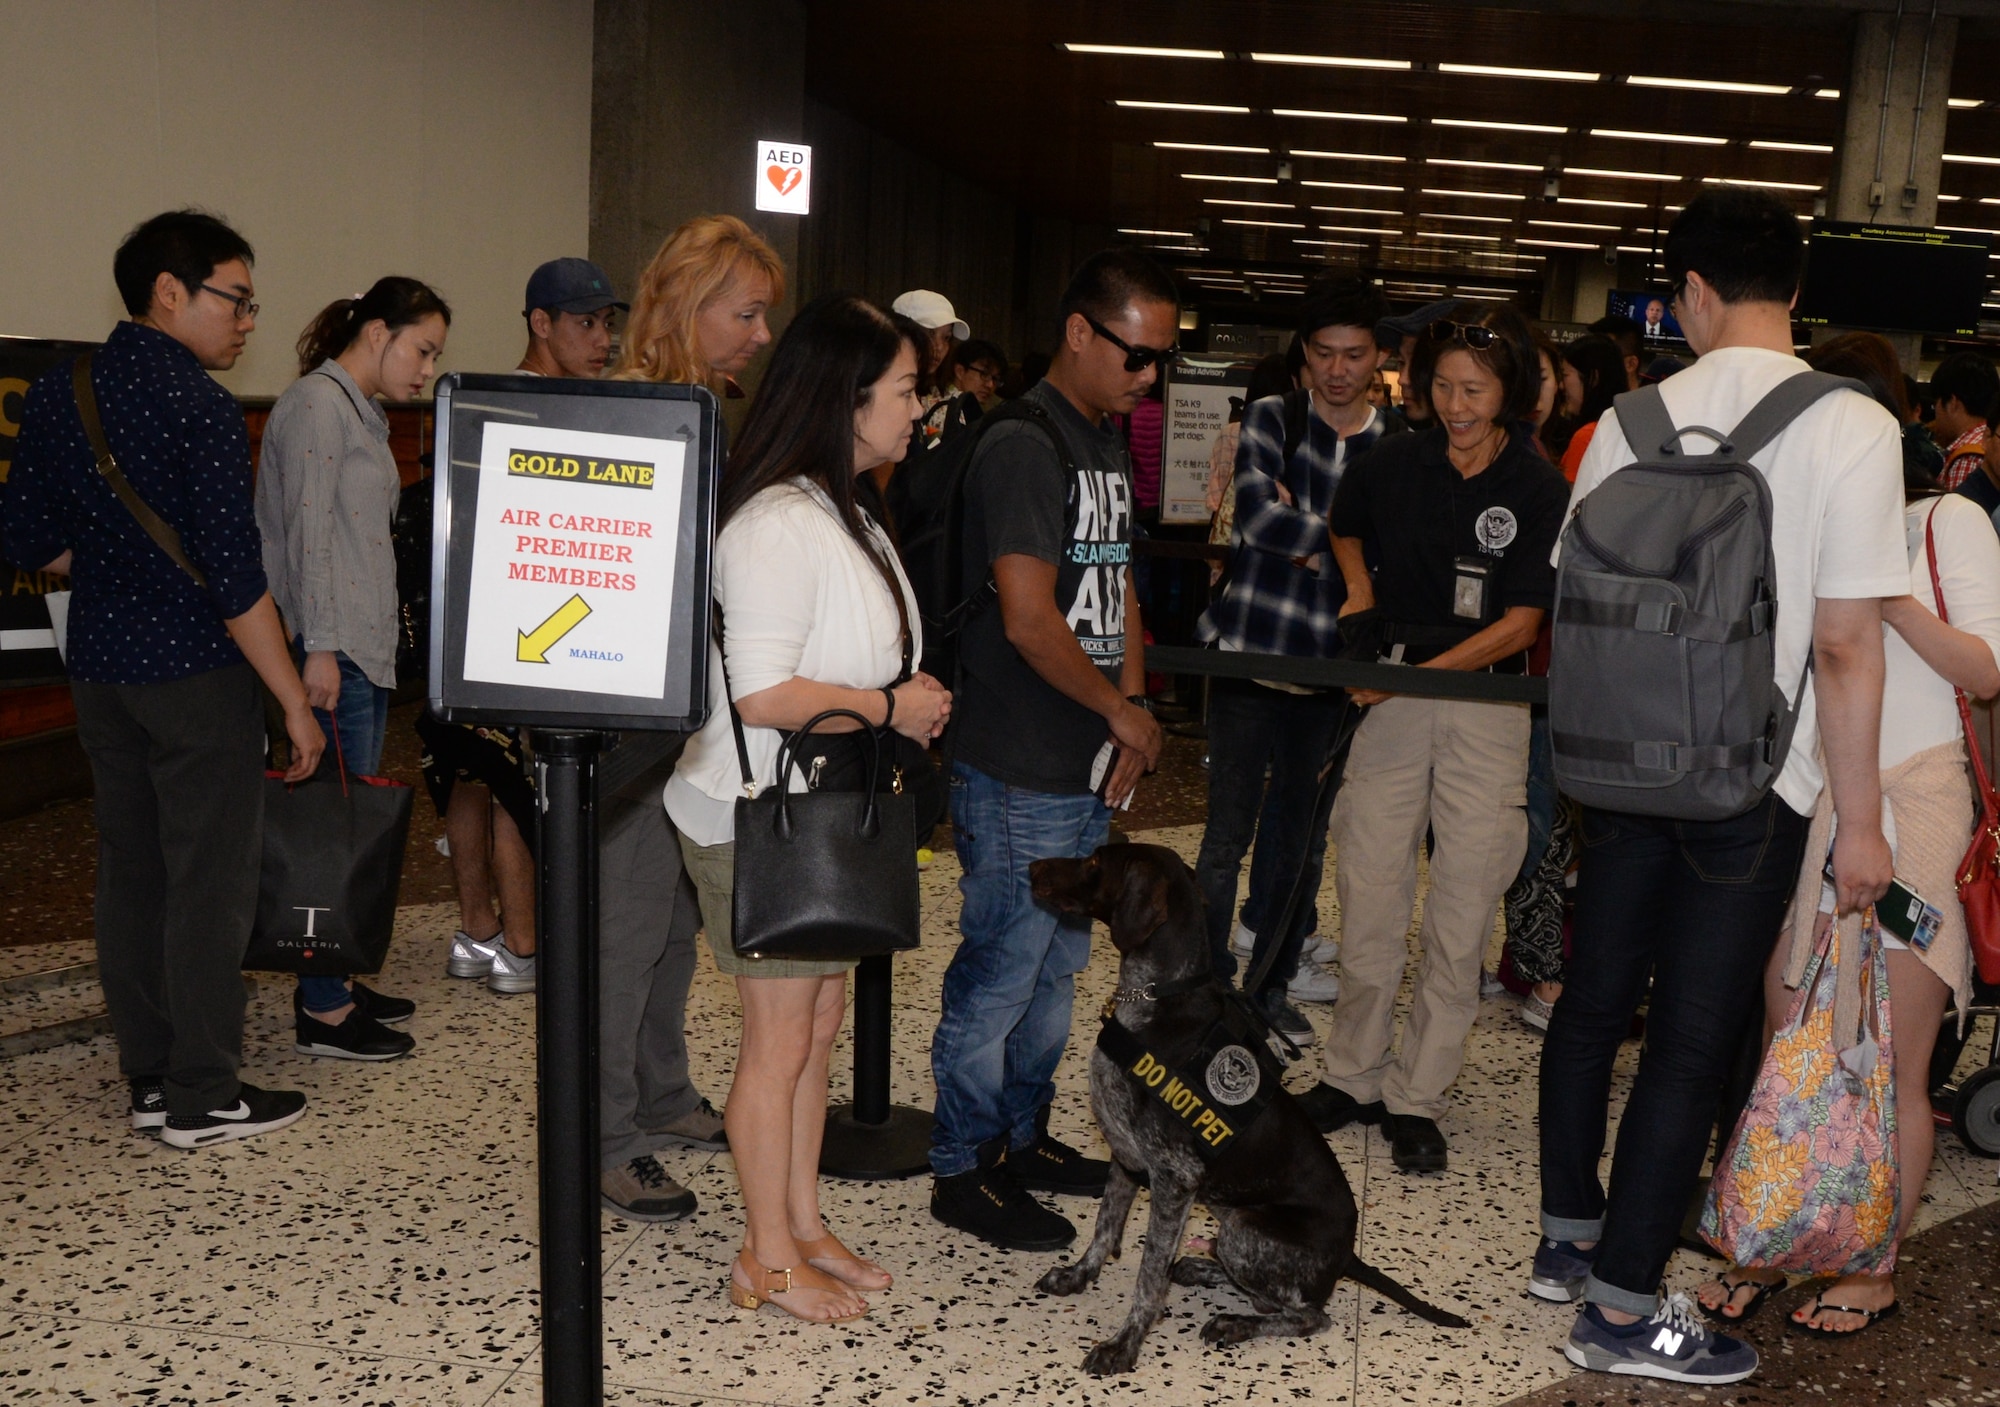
[891,289,970,340]
[524,258,628,316]
[1375,298,1468,350]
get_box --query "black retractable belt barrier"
[1143,644,1549,705]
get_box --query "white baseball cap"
[891,289,970,340]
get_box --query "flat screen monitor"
[1606,289,1683,344]
[1797,221,1990,337]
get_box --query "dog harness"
[1096,977,1284,1161]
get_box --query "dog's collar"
[1100,971,1216,1019]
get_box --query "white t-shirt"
[1883,494,2000,770]
[1566,345,1908,815]
[664,478,920,846]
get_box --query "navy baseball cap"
[524,258,627,315]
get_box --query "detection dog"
[1029,843,1467,1376]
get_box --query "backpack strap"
[72,353,208,589]
[1608,383,1683,461]
[1721,371,1870,464]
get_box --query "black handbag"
[729,705,922,962]
[242,748,415,975]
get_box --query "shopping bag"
[1699,912,1899,1275]
[243,766,414,976]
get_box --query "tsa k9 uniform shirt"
[954,380,1136,794]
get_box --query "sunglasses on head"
[1084,314,1179,373]
[1425,320,1498,349]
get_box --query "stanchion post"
[531,729,603,1407]
[820,953,933,1179]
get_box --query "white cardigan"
[665,479,921,846]
[1883,493,2000,770]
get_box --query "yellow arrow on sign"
[516,594,592,663]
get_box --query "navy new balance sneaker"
[1528,1236,1598,1302]
[1564,1293,1758,1384]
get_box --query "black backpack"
[887,397,1079,681]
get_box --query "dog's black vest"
[1096,979,1284,1161]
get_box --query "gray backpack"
[1549,371,1866,821]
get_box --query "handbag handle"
[772,708,883,839]
[1923,503,1998,803]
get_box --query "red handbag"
[1926,506,2000,985]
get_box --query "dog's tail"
[1345,1257,1471,1329]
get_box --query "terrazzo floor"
[2,823,1995,1405]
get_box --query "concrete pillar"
[1573,254,1619,328]
[1830,9,1956,229]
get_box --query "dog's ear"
[1107,860,1169,953]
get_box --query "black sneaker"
[1565,1293,1758,1384]
[295,1007,416,1061]
[601,1155,697,1222]
[349,981,415,1025]
[130,1079,167,1134]
[1294,1082,1385,1134]
[161,1082,308,1149]
[1009,1133,1110,1196]
[1386,1113,1448,1172]
[1258,991,1316,1047]
[931,1162,1076,1251]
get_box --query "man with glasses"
[1,209,323,1149]
[928,249,1171,1252]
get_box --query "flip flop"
[1789,1293,1901,1338]
[1698,1270,1782,1324]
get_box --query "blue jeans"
[294,643,392,1013]
[929,761,1110,1177]
[1537,792,1808,1315]
[1193,680,1350,997]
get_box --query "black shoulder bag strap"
[72,353,207,588]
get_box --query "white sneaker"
[1231,921,1256,958]
[447,929,504,978]
[1479,967,1508,999]
[1287,963,1342,1004]
[1303,933,1340,966]
[488,944,537,994]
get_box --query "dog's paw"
[1199,1313,1262,1348]
[1036,1263,1096,1297]
[1082,1336,1143,1377]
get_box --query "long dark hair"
[1561,334,1628,427]
[296,276,452,377]
[719,294,926,592]
[1807,331,1941,501]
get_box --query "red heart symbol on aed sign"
[766,164,802,196]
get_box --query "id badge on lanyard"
[1452,555,1492,622]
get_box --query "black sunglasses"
[1426,320,1498,349]
[1084,315,1179,373]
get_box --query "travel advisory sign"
[461,422,685,698]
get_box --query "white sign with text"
[1160,357,1257,525]
[754,140,813,214]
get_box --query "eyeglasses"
[1667,277,1689,309]
[1426,320,1498,349]
[1084,315,1179,373]
[199,284,260,320]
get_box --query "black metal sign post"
[532,729,603,1407]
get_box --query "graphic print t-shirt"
[954,380,1133,793]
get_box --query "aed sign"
[461,423,686,698]
[755,140,812,215]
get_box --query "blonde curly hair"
[611,215,786,388]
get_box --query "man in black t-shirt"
[929,250,1173,1252]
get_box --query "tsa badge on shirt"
[1452,555,1492,621]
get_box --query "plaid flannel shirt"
[1197,393,1393,658]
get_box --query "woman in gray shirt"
[255,275,449,1061]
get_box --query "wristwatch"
[1125,694,1154,714]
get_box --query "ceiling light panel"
[1274,109,1407,123]
[1116,99,1251,113]
[1422,188,1528,200]
[1627,75,1790,95]
[1155,141,1270,154]
[1420,211,1513,222]
[1204,198,1297,208]
[1250,52,1410,70]
[1701,176,1821,190]
[1814,88,1841,99]
[1591,128,1726,145]
[1066,44,1226,58]
[1566,166,1681,182]
[1417,230,1504,242]
[1301,180,1404,192]
[1944,153,2000,166]
[1530,218,1620,231]
[1748,140,1833,153]
[1427,157,1543,172]
[1223,218,1307,228]
[1557,196,1647,209]
[1438,62,1599,81]
[1433,118,1567,134]
[1321,224,1405,235]
[1119,227,1193,236]
[1183,173,1278,183]
[1949,98,1984,109]
[1289,149,1407,162]
[1315,204,1405,216]
[1518,237,1600,249]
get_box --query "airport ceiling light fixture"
[1944,153,2000,166]
[1420,211,1513,222]
[1119,227,1195,237]
[1457,284,1525,294]
[1438,62,1600,82]
[1251,52,1411,70]
[1183,172,1280,183]
[1065,44,1227,58]
[1289,148,1408,162]
[1434,117,1568,134]
[1321,223,1407,235]
[1937,223,2000,235]
[1591,128,1728,146]
[1223,218,1308,228]
[1156,141,1271,154]
[1627,75,1792,96]
[1949,98,1986,109]
[1115,99,1252,113]
[1517,237,1601,249]
[1302,179,1405,192]
[1814,88,1842,99]
[1274,108,1408,123]
[1616,245,1661,254]
[1529,218,1620,231]
[1294,237,1369,248]
[1422,187,1529,200]
[1749,140,1834,153]
[1204,197,1298,208]
[1557,195,1647,208]
[1427,157,1544,172]
[1417,230,1504,242]
[1315,204,1407,216]
[1566,166,1681,182]
[1701,176,1822,190]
